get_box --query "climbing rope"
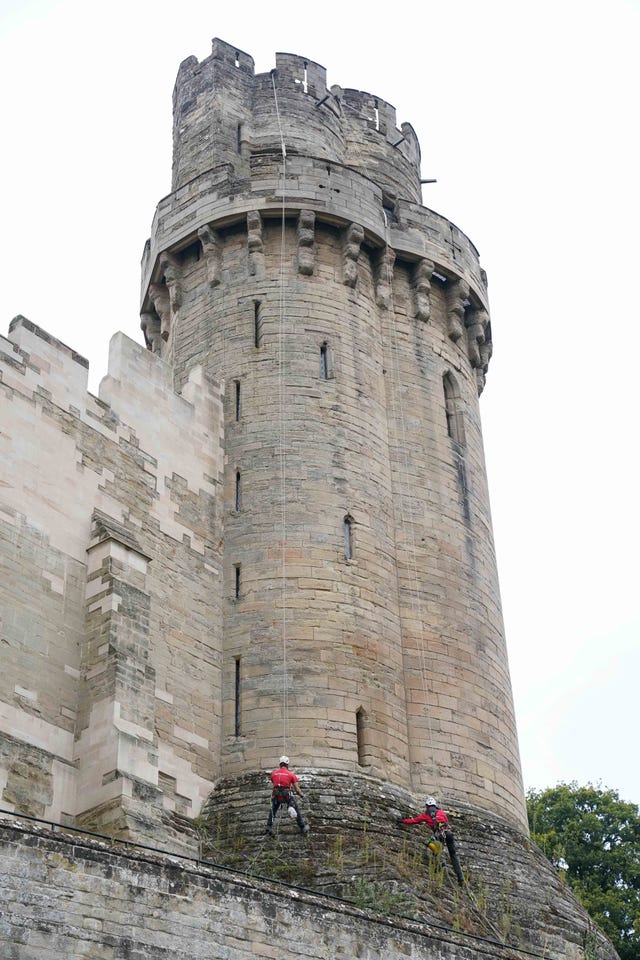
[269,69,436,783]
[380,212,438,794]
[271,69,289,756]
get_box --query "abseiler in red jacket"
[402,796,464,884]
[266,756,309,836]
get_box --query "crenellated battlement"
[171,38,421,202]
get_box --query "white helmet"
[279,755,290,766]
[425,796,437,807]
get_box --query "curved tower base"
[200,773,615,959]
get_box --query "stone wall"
[0,318,224,842]
[1,818,612,960]
[171,39,422,203]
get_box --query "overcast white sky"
[1,0,638,808]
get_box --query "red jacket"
[402,809,449,830]
[270,768,298,791]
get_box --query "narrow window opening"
[234,380,241,421]
[319,340,333,379]
[320,342,328,380]
[344,515,353,561]
[234,657,241,736]
[303,61,308,94]
[235,470,241,511]
[234,564,241,599]
[374,99,380,131]
[443,372,465,446]
[254,301,262,348]
[234,51,240,68]
[236,122,243,153]
[356,707,366,765]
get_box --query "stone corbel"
[413,258,434,322]
[464,308,492,394]
[297,210,315,276]
[480,336,493,370]
[465,308,487,370]
[198,224,222,287]
[446,278,469,343]
[159,252,183,315]
[140,312,163,354]
[477,325,493,395]
[148,283,172,341]
[247,210,265,278]
[375,246,396,309]
[342,223,364,288]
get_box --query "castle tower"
[140,39,525,830]
[0,39,622,959]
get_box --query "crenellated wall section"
[0,318,224,844]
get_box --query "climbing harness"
[272,784,291,804]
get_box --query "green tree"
[527,782,640,960]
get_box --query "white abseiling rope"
[268,75,435,790]
[381,213,437,795]
[271,70,289,757]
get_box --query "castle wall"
[0,318,224,839]
[0,820,555,960]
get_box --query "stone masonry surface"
[0,820,614,960]
[137,37,518,827]
[0,317,224,843]
[0,37,619,960]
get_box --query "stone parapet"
[141,155,487,317]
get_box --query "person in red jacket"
[266,756,309,836]
[401,796,464,884]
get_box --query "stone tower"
[0,38,621,959]
[140,38,524,830]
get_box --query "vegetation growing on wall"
[195,808,522,950]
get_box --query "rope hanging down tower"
[271,68,291,758]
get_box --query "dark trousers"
[267,795,306,833]
[442,830,464,884]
